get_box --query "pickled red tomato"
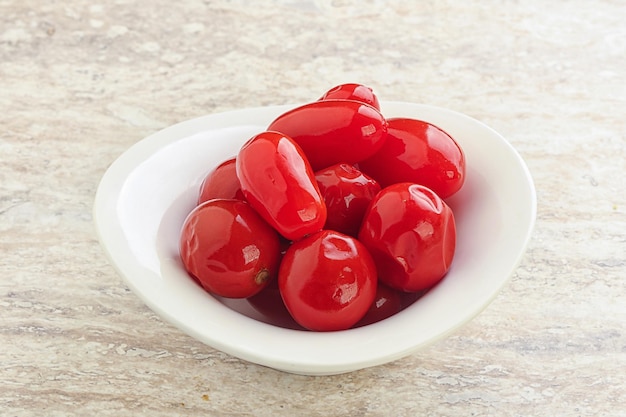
[359,118,465,199]
[197,157,245,204]
[267,99,388,171]
[319,83,381,110]
[358,183,456,292]
[236,131,327,241]
[315,163,380,237]
[179,199,281,298]
[278,230,377,331]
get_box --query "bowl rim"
[94,101,537,375]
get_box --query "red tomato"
[236,131,327,241]
[179,199,281,298]
[267,99,388,171]
[358,183,456,292]
[197,157,245,205]
[358,118,465,199]
[354,283,404,327]
[319,83,380,110]
[278,230,377,331]
[315,163,381,237]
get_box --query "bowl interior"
[94,102,536,375]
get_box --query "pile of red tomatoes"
[179,84,466,331]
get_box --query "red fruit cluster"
[179,83,465,331]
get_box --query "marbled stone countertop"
[2,1,625,415]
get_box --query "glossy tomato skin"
[267,99,388,171]
[358,183,456,292]
[179,199,281,298]
[197,157,245,205]
[315,163,381,237]
[278,230,378,331]
[236,131,327,241]
[319,83,380,110]
[358,118,465,199]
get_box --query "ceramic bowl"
[93,102,536,375]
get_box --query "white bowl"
[93,102,536,376]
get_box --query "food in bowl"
[94,95,536,374]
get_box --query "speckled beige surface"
[1,0,625,415]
